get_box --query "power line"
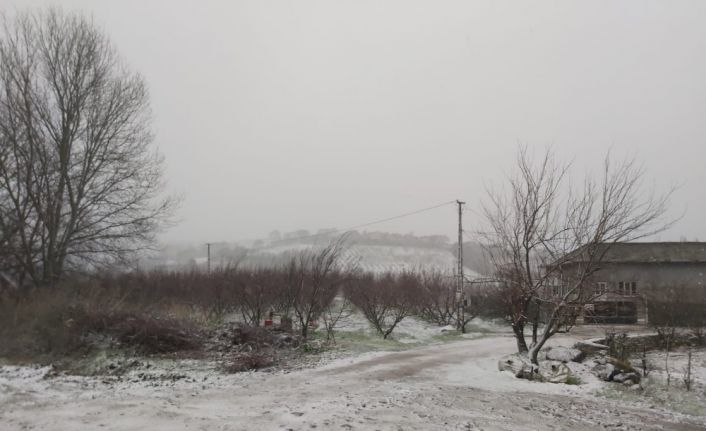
[341,200,457,232]
[256,200,457,248]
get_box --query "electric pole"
[206,242,212,273]
[456,200,465,331]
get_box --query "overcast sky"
[4,0,706,243]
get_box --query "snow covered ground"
[2,325,705,430]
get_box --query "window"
[595,282,607,296]
[618,281,637,295]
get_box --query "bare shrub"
[345,272,417,339]
[281,238,350,338]
[416,270,457,327]
[224,352,274,373]
[230,325,277,349]
[0,282,201,358]
[321,295,353,344]
[683,348,693,391]
[641,346,651,378]
[232,267,279,327]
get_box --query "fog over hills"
[145,230,489,277]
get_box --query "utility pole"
[206,242,212,273]
[456,200,466,331]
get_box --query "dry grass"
[223,352,275,373]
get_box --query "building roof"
[587,242,706,264]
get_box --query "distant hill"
[245,230,485,278]
[144,230,491,278]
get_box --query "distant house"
[560,242,706,325]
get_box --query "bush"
[75,312,202,354]
[223,352,274,373]
[0,283,201,359]
[565,375,583,385]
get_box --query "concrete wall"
[592,262,706,302]
[569,262,706,324]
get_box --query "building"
[562,242,706,325]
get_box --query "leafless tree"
[234,267,279,327]
[321,294,353,344]
[0,9,176,288]
[281,237,349,339]
[346,271,417,339]
[683,348,693,391]
[480,147,672,364]
[415,269,479,332]
[416,270,456,326]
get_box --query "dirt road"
[1,334,704,430]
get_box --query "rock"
[613,372,640,384]
[606,357,637,374]
[545,347,585,363]
[498,355,540,380]
[539,361,572,384]
[498,355,527,374]
[592,363,616,381]
[574,340,609,356]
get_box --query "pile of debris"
[591,356,641,387]
[497,354,573,384]
[204,323,329,373]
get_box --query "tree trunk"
[512,323,528,353]
[529,320,556,365]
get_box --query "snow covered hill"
[246,242,481,278]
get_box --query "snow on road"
[1,335,705,430]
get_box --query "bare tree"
[683,348,693,391]
[0,9,176,287]
[282,237,349,339]
[416,270,456,326]
[321,294,353,344]
[235,267,279,327]
[346,271,417,339]
[415,269,478,332]
[480,147,671,364]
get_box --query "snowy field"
[248,243,481,277]
[2,321,706,430]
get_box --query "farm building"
[560,242,706,325]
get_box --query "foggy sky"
[4,0,706,244]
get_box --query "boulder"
[498,355,526,374]
[498,355,572,383]
[606,357,637,374]
[613,372,641,384]
[574,340,609,356]
[498,355,542,381]
[545,347,586,363]
[539,361,572,384]
[593,363,617,381]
